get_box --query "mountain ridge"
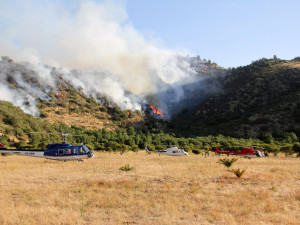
[170,57,300,138]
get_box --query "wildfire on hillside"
[150,105,165,118]
[56,91,63,102]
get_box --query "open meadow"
[0,151,299,225]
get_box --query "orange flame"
[56,91,63,102]
[150,105,164,118]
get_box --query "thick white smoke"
[0,0,197,117]
[0,57,55,115]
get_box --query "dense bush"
[292,142,300,156]
[280,144,294,157]
[192,149,201,154]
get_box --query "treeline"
[1,100,300,156]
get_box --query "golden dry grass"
[43,106,145,130]
[45,107,112,130]
[0,152,299,225]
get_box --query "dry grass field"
[0,152,299,225]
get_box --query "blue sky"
[126,0,300,67]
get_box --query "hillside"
[171,57,300,138]
[37,87,145,131]
[1,56,300,151]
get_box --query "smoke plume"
[0,0,203,118]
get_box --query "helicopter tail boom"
[214,147,221,154]
[0,149,44,157]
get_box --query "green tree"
[292,142,300,157]
[261,133,274,144]
[127,127,135,136]
[146,144,155,151]
[0,135,9,147]
[280,144,293,157]
[85,144,94,151]
[283,132,298,144]
[132,145,139,154]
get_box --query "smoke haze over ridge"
[0,0,199,117]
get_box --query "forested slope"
[171,57,300,138]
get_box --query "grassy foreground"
[0,152,299,225]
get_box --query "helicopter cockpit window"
[65,149,71,154]
[79,147,85,153]
[58,149,64,155]
[83,146,89,152]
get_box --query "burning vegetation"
[141,104,165,119]
[150,105,165,119]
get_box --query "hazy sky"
[1,0,299,68]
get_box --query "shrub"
[119,164,134,171]
[131,145,139,154]
[146,144,155,151]
[280,144,293,157]
[192,149,201,154]
[262,144,279,154]
[3,115,19,126]
[39,111,48,118]
[55,110,64,115]
[15,141,27,149]
[184,146,192,152]
[218,158,238,168]
[0,135,9,146]
[261,133,274,144]
[231,168,247,178]
[95,143,106,150]
[85,144,94,151]
[100,106,107,112]
[292,142,300,157]
[283,132,298,144]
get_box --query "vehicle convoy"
[0,133,94,161]
[214,146,265,158]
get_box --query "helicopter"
[0,133,94,161]
[214,146,265,158]
[145,144,188,156]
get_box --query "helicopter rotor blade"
[29,132,48,134]
[30,132,83,136]
[29,132,85,144]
